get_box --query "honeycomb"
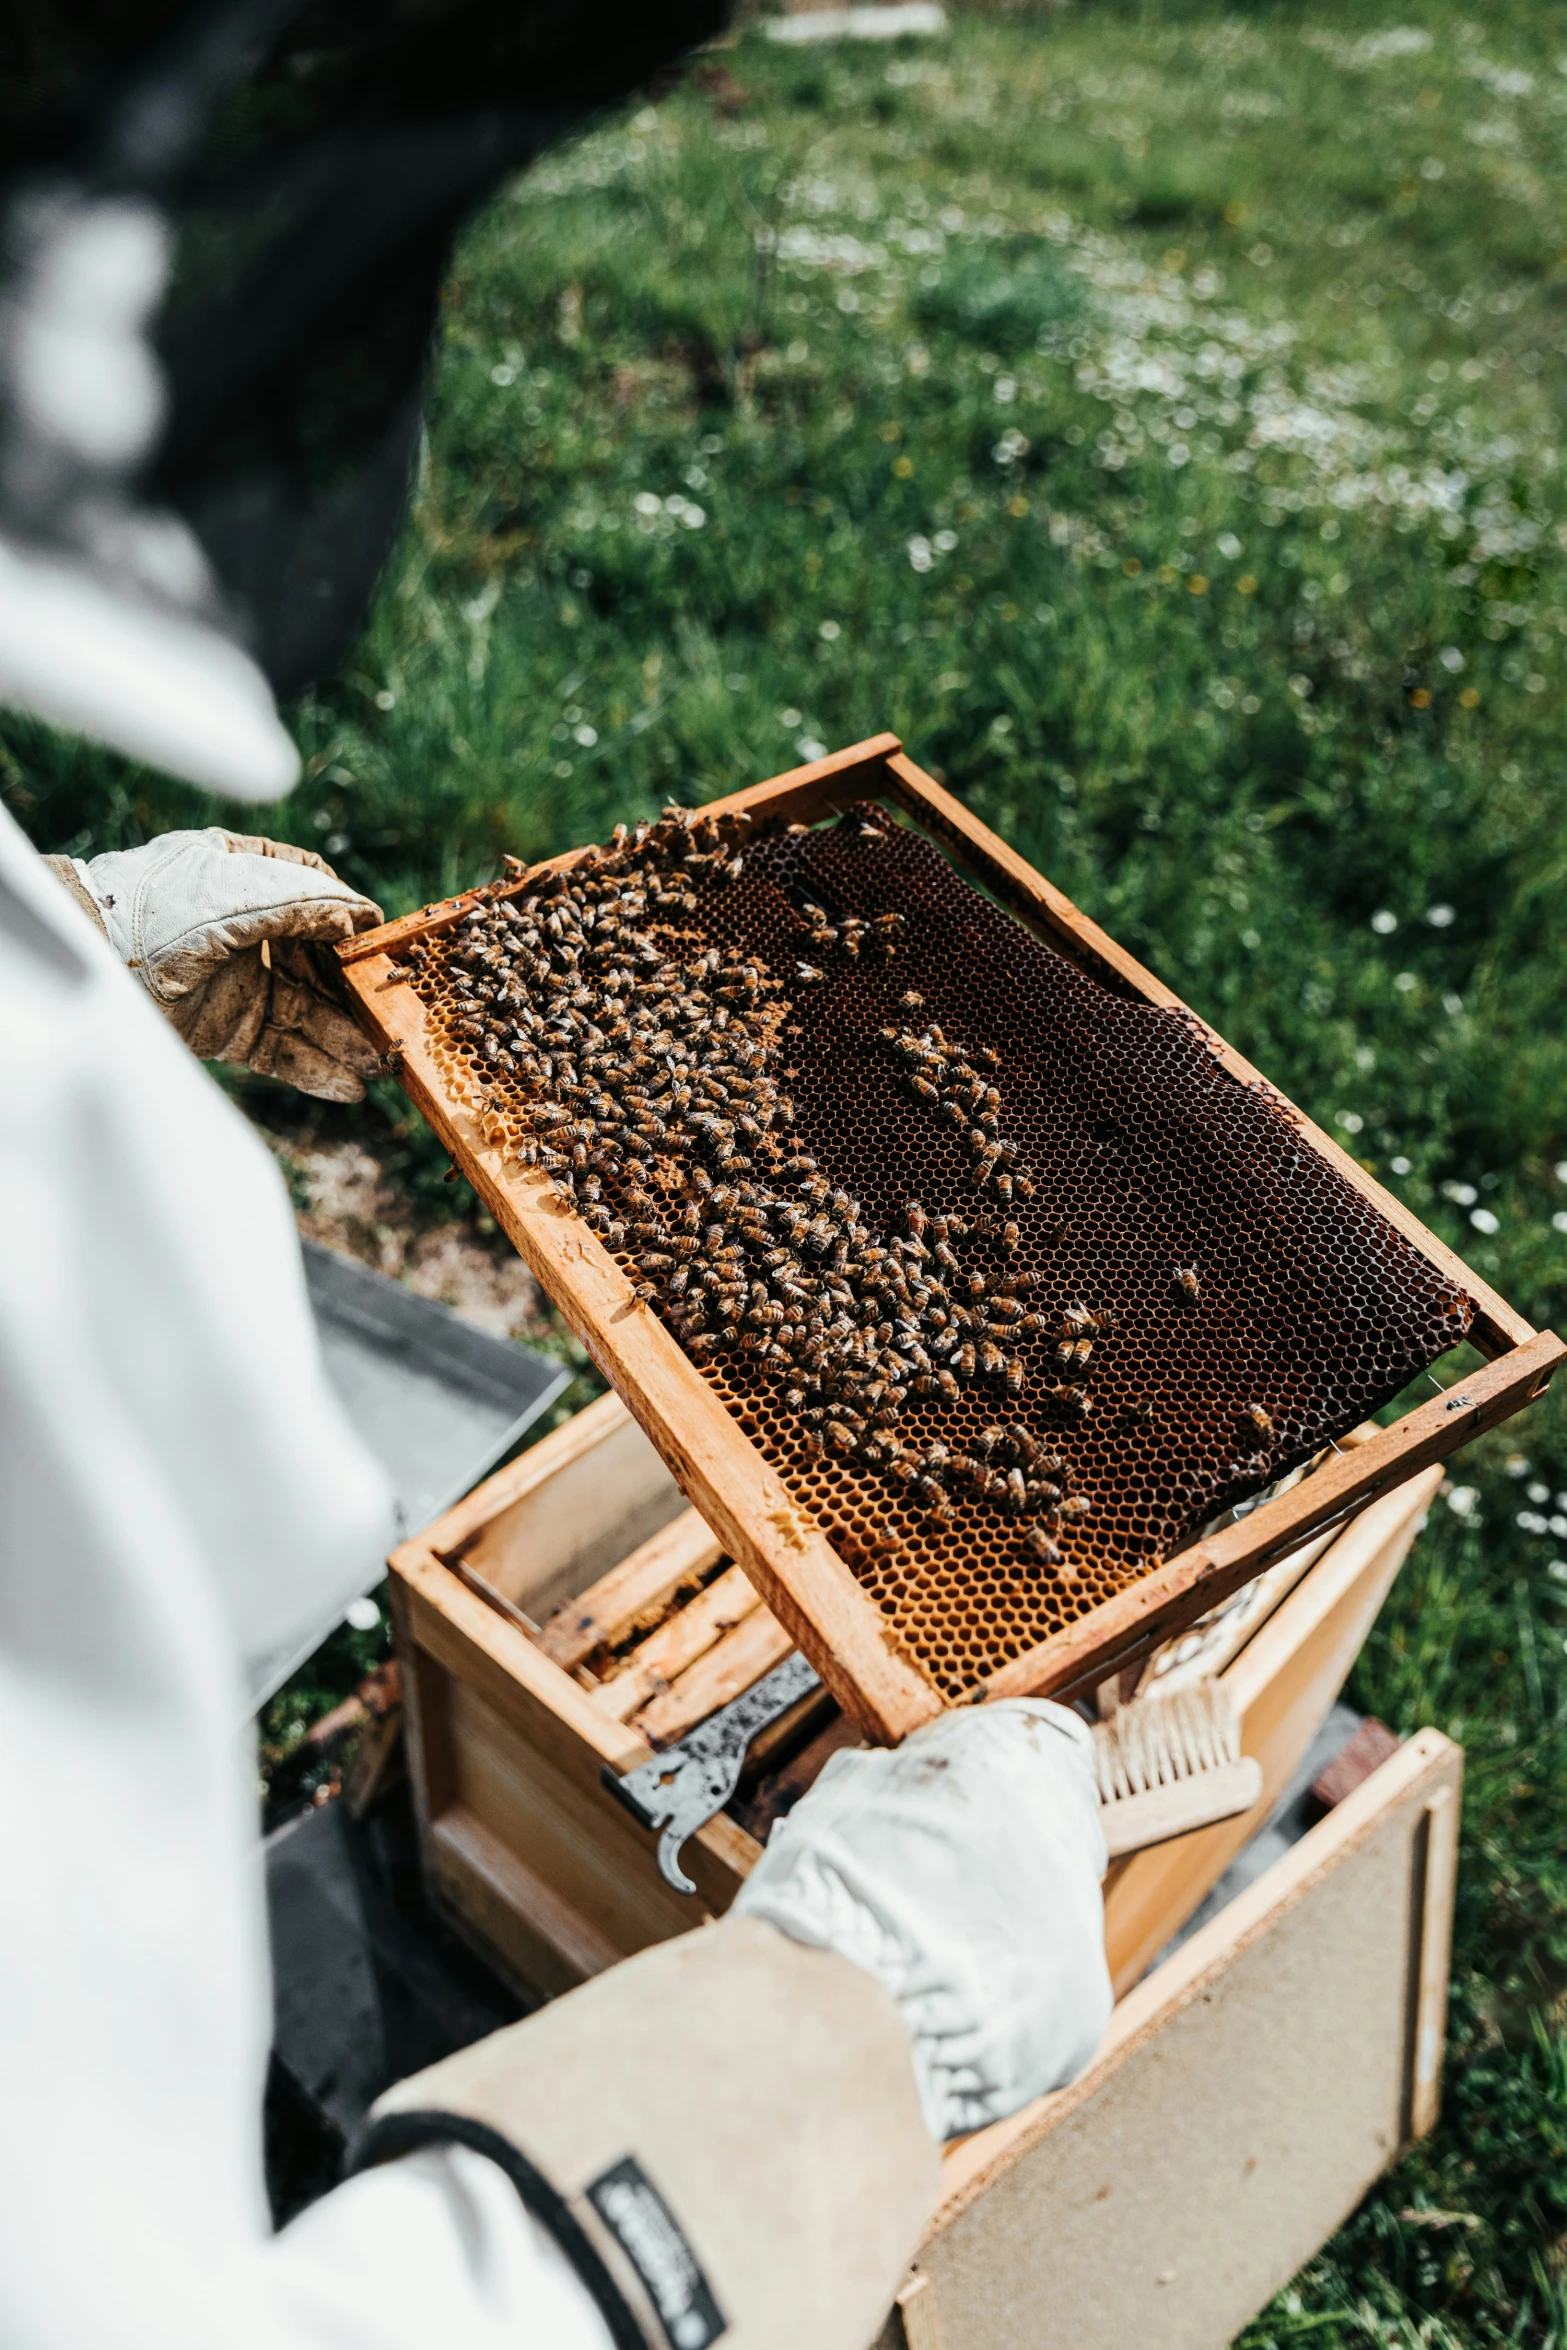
[402,801,1473,1706]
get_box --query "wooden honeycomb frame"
[340,734,1563,1743]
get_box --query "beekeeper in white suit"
[0,27,1112,2350]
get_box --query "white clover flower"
[907,535,933,573]
[1439,645,1465,671]
[1445,1486,1479,1519]
[1471,1206,1499,1234]
[818,619,841,641]
[633,491,662,516]
[1336,1111,1364,1134]
[933,528,958,553]
[573,724,597,747]
[1426,904,1455,927]
[1371,908,1397,934]
[1442,1182,1478,1206]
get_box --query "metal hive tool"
[391,793,1474,1710]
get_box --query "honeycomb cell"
[401,800,1472,1706]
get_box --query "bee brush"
[1092,1680,1262,1860]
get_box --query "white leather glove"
[52,826,384,1102]
[733,1698,1112,2141]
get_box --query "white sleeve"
[267,2149,613,2350]
[0,804,605,2350]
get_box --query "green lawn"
[11,0,1567,2330]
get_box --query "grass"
[9,0,1567,2326]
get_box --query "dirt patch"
[272,1134,548,1342]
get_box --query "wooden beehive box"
[388,1397,1461,2350]
[389,1388,1443,2003]
[349,735,1560,1742]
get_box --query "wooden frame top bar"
[342,735,1561,1738]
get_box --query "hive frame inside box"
[345,733,1562,1743]
[388,1389,1443,2004]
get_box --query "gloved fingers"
[212,828,353,884]
[165,950,270,1063]
[152,861,381,999]
[249,1019,376,1103]
[216,829,383,927]
[165,939,380,1100]
[249,941,382,1102]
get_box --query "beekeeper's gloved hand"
[734,1697,1112,2141]
[45,826,384,1101]
[358,1699,1108,2350]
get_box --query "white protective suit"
[0,796,617,2350]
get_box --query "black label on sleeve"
[586,2156,727,2350]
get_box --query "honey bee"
[1172,1265,1201,1306]
[1023,1526,1062,1567]
[980,1340,1006,1377]
[1004,1355,1026,1396]
[1060,1494,1093,1523]
[956,1341,977,1380]
[825,1421,857,1455]
[795,963,824,984]
[1125,1398,1155,1427]
[975,1425,1006,1459]
[1241,1403,1276,1440]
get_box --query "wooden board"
[347,736,1561,1741]
[876,1730,1462,2350]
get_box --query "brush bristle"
[1091,1681,1241,1802]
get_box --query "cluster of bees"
[410,800,1280,1580]
[879,1006,1037,1206]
